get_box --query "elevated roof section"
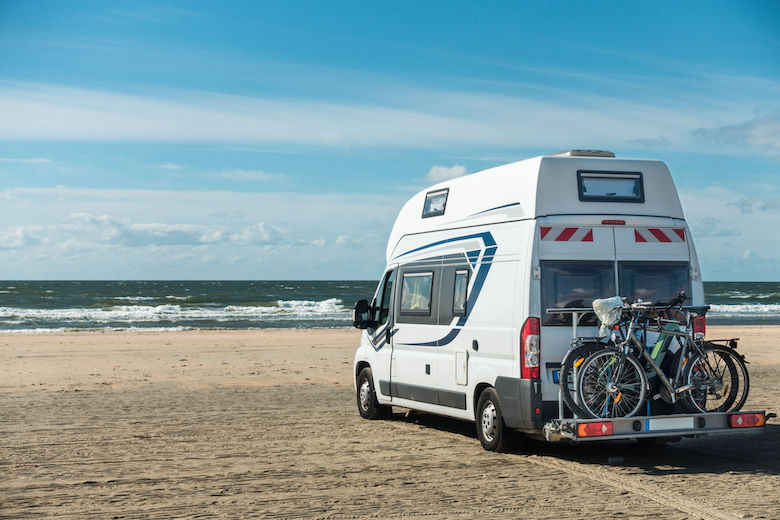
[386,153,685,262]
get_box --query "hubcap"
[481,402,497,442]
[359,380,371,411]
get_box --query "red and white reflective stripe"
[634,228,686,243]
[540,227,593,242]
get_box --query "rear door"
[537,221,617,402]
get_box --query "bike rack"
[545,307,594,420]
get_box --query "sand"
[1,326,778,519]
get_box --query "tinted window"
[423,189,448,218]
[619,262,690,305]
[453,270,468,316]
[541,261,616,326]
[401,272,433,315]
[373,270,395,327]
[578,171,644,203]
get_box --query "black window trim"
[422,188,449,218]
[577,170,645,204]
[400,271,435,316]
[452,269,469,316]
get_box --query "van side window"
[422,189,448,218]
[453,270,468,316]
[374,270,395,327]
[541,261,615,326]
[400,272,433,315]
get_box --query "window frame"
[618,261,691,306]
[540,260,617,327]
[422,188,449,218]
[399,271,435,316]
[452,269,469,316]
[577,170,645,203]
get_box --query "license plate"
[645,417,695,431]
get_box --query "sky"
[0,1,778,281]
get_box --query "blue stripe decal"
[395,232,497,347]
[466,249,480,268]
[470,202,520,216]
[392,231,496,261]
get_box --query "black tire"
[576,348,648,419]
[356,368,391,420]
[559,342,604,419]
[681,345,749,413]
[476,387,513,452]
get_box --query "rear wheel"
[576,349,648,418]
[681,345,749,413]
[356,367,391,420]
[559,342,604,419]
[476,387,513,452]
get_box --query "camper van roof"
[386,153,685,262]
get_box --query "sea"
[0,280,778,333]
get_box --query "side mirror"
[352,299,373,329]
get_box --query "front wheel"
[356,368,391,420]
[576,349,648,418]
[681,345,749,413]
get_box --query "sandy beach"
[1,326,778,519]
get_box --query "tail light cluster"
[521,317,540,379]
[729,413,765,428]
[577,421,613,437]
[693,316,706,340]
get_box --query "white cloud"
[692,115,780,153]
[0,157,51,163]
[153,162,182,170]
[425,164,467,182]
[0,81,776,153]
[216,169,284,182]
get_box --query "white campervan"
[352,150,765,451]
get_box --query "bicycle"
[561,293,749,419]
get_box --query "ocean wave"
[0,298,349,324]
[709,303,780,317]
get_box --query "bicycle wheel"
[559,341,604,419]
[681,345,749,413]
[577,349,648,418]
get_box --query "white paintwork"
[353,151,704,433]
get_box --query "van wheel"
[357,368,390,420]
[476,387,512,452]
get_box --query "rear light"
[729,413,765,428]
[521,317,540,379]
[693,316,706,340]
[601,219,626,225]
[577,421,614,437]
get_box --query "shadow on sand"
[391,410,780,476]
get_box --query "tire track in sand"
[523,454,742,520]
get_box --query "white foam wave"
[709,303,780,317]
[0,298,349,324]
[113,296,157,301]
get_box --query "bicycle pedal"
[652,393,662,401]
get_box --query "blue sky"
[0,1,778,280]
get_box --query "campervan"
[352,150,766,451]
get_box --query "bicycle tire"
[681,344,749,413]
[558,341,604,419]
[576,348,648,419]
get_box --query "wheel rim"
[686,349,742,412]
[579,351,645,418]
[359,379,371,411]
[481,401,497,442]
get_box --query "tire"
[576,349,648,419]
[681,345,749,413]
[356,368,391,420]
[559,342,604,419]
[476,387,513,452]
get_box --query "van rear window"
[541,261,615,326]
[618,262,690,305]
[577,171,644,203]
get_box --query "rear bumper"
[543,411,768,442]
